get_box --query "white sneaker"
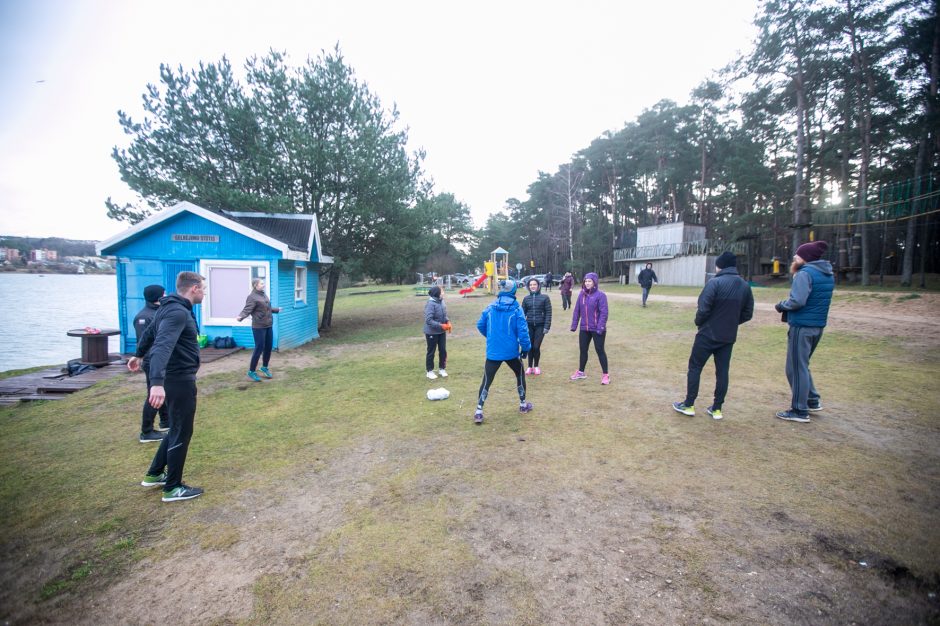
[438,369,448,378]
[426,371,438,380]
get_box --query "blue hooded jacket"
[476,280,532,360]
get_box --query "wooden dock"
[0,347,243,406]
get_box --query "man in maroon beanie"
[774,241,834,422]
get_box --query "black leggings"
[578,330,608,374]
[147,378,197,491]
[477,358,526,409]
[426,333,447,371]
[250,327,273,371]
[527,324,546,367]
[561,292,572,310]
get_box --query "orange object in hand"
[441,322,452,333]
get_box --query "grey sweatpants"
[785,326,823,415]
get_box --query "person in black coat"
[672,252,754,420]
[638,263,658,307]
[133,284,168,443]
[128,271,206,502]
[521,277,553,375]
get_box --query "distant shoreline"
[0,268,115,275]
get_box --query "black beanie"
[715,252,737,269]
[428,286,442,299]
[144,284,165,303]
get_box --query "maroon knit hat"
[795,241,828,263]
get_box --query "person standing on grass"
[560,272,574,310]
[569,272,610,385]
[133,284,169,443]
[672,252,754,420]
[544,270,554,292]
[128,271,206,502]
[522,277,552,375]
[474,279,532,424]
[424,285,450,379]
[236,278,281,382]
[638,263,658,307]
[774,241,834,423]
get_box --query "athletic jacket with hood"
[476,283,531,361]
[570,272,608,333]
[136,293,201,386]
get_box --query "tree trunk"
[901,138,927,286]
[319,266,340,331]
[847,0,874,285]
[792,74,808,255]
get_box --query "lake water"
[0,273,120,373]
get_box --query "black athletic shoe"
[776,410,810,423]
[162,485,204,502]
[139,431,165,443]
[155,422,170,432]
[807,400,823,412]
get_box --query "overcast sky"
[0,0,758,241]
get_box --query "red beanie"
[796,241,828,263]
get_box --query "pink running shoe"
[525,367,534,375]
[534,367,542,376]
[601,373,610,385]
[570,370,587,380]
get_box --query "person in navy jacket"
[672,252,754,420]
[473,279,532,424]
[774,241,834,423]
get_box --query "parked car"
[519,274,548,288]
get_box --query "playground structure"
[459,247,509,296]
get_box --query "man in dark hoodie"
[774,241,834,423]
[128,271,205,502]
[133,284,168,443]
[637,263,658,307]
[672,252,754,420]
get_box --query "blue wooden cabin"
[96,201,332,354]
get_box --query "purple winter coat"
[570,272,609,333]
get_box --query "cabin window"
[199,260,270,326]
[294,265,307,303]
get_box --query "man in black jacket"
[672,252,754,420]
[133,284,168,443]
[638,263,658,307]
[128,271,205,502]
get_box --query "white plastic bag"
[426,387,450,401]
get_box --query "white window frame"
[199,259,270,326]
[294,264,307,304]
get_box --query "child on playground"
[570,272,610,384]
[423,285,450,379]
[522,277,552,375]
[473,279,532,424]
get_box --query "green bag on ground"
[197,334,208,348]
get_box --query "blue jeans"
[641,286,651,305]
[250,327,273,371]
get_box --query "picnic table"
[66,328,120,366]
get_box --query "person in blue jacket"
[473,279,532,424]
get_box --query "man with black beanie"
[133,285,168,443]
[672,251,754,420]
[774,241,834,423]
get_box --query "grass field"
[1,284,938,624]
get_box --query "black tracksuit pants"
[683,335,734,410]
[148,378,197,491]
[425,333,447,371]
[140,368,169,434]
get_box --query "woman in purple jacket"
[569,272,609,384]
